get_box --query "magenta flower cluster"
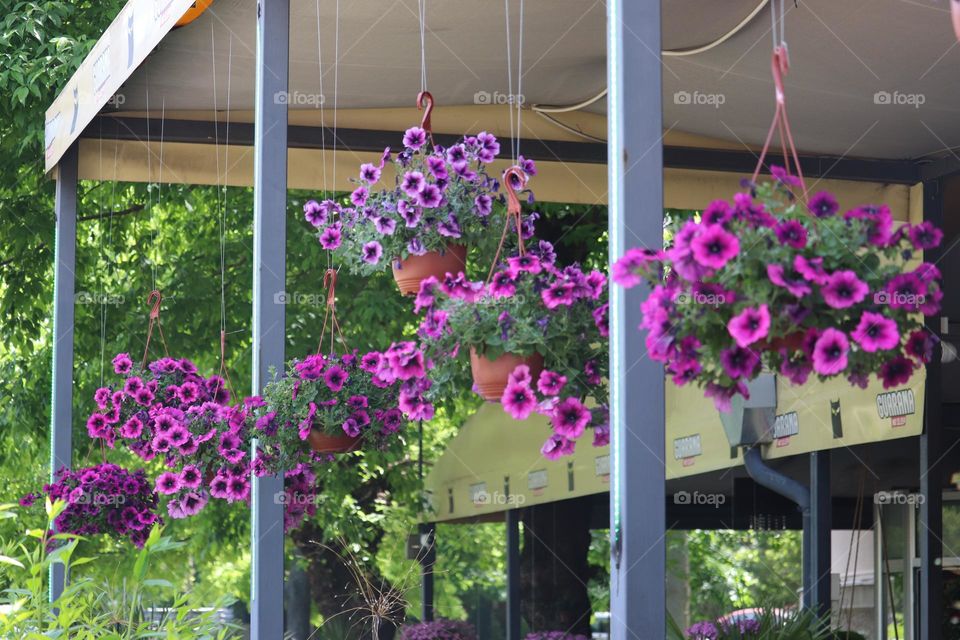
[612,173,942,410]
[399,620,478,640]
[29,464,160,548]
[686,618,761,639]
[415,244,609,459]
[307,128,537,274]
[524,633,590,640]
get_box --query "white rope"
[516,0,524,160]
[504,0,515,160]
[663,0,769,56]
[332,0,340,190]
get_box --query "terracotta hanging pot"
[392,244,468,296]
[470,348,544,402]
[307,429,362,454]
[757,331,805,353]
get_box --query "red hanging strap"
[417,91,435,147]
[317,268,347,356]
[486,166,528,283]
[751,45,807,200]
[140,290,170,369]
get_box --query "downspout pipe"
[742,447,813,609]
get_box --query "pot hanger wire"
[503,0,524,162]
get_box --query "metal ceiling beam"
[82,115,924,183]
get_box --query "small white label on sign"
[528,470,548,491]
[469,482,488,507]
[876,389,916,419]
[595,455,610,476]
[772,412,799,439]
[673,434,702,460]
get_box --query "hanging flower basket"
[304,95,537,295]
[416,233,609,459]
[612,171,943,413]
[392,243,468,295]
[24,463,160,548]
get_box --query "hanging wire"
[503,0,515,161]
[332,0,341,190]
[515,0,524,161]
[223,34,233,337]
[211,24,224,335]
[315,0,328,197]
[418,0,428,93]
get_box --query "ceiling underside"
[102,0,960,161]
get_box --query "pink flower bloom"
[120,416,143,439]
[702,200,732,226]
[359,162,381,184]
[611,248,663,288]
[508,364,533,386]
[417,184,443,208]
[766,264,811,298]
[780,354,813,386]
[541,434,576,460]
[807,191,838,218]
[690,224,739,269]
[793,255,829,285]
[401,171,426,197]
[851,311,899,352]
[350,186,368,207]
[905,330,936,364]
[812,328,849,375]
[719,347,760,379]
[550,398,591,439]
[908,222,943,250]
[179,465,202,489]
[362,241,383,265]
[820,270,868,309]
[879,356,915,389]
[502,382,537,420]
[537,370,567,396]
[542,282,576,309]
[323,366,348,392]
[489,271,516,298]
[774,220,808,248]
[156,471,180,495]
[506,254,542,278]
[403,126,428,150]
[112,353,133,374]
[727,305,770,348]
[303,200,326,227]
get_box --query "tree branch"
[77,203,146,222]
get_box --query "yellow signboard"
[666,371,925,479]
[44,0,198,171]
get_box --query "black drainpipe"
[742,447,813,608]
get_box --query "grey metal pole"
[506,509,521,640]
[49,143,78,603]
[809,450,831,617]
[251,0,289,637]
[919,177,944,640]
[607,0,665,638]
[419,522,436,622]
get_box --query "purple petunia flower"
[156,471,181,495]
[767,264,812,298]
[474,193,493,216]
[324,365,348,392]
[821,270,868,309]
[303,199,327,227]
[807,191,839,217]
[691,224,740,269]
[403,126,428,150]
[362,241,383,265]
[720,346,760,379]
[112,352,133,374]
[374,216,397,235]
[905,329,936,364]
[317,225,341,250]
[727,304,771,348]
[541,434,576,460]
[502,381,537,420]
[794,255,829,285]
[359,162,381,184]
[813,328,849,375]
[550,397,591,439]
[537,370,567,396]
[774,219,808,248]
[401,171,426,197]
[418,183,443,208]
[879,356,915,389]
[908,221,943,250]
[852,311,899,352]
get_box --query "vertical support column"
[607,0,664,638]
[809,450,831,617]
[506,509,521,640]
[919,177,944,640]
[49,143,78,603]
[419,522,436,622]
[251,0,289,637]
[874,503,887,640]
